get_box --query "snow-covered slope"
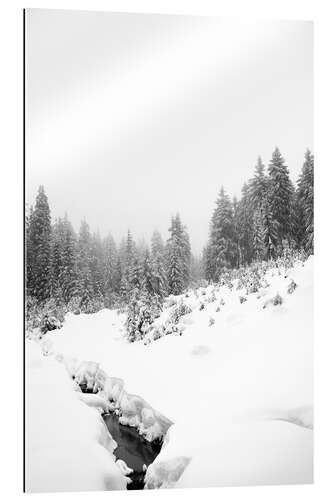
[34,256,313,489]
[25,342,128,492]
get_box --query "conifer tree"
[60,215,78,302]
[249,156,268,210]
[77,219,93,308]
[102,234,118,295]
[207,187,238,280]
[28,186,52,301]
[267,148,294,248]
[25,205,34,296]
[166,214,191,294]
[141,249,155,295]
[90,232,104,298]
[252,208,266,261]
[234,184,253,265]
[50,218,65,302]
[295,149,314,253]
[151,230,168,297]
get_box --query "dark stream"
[103,412,162,489]
[79,384,162,489]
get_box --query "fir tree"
[77,219,93,309]
[151,230,168,297]
[166,214,191,294]
[207,187,238,280]
[60,215,78,302]
[28,186,52,301]
[249,156,268,210]
[267,148,294,247]
[102,233,118,294]
[252,208,265,261]
[234,184,253,265]
[295,149,314,253]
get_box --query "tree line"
[204,148,314,281]
[26,193,194,312]
[26,147,313,313]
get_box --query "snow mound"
[25,341,128,493]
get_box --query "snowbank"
[38,256,313,489]
[25,341,128,492]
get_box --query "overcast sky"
[25,9,313,254]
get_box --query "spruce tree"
[60,214,78,302]
[77,219,93,309]
[208,187,238,280]
[252,208,265,261]
[151,230,168,298]
[267,148,294,248]
[249,156,268,210]
[166,214,191,295]
[28,186,52,302]
[102,234,118,295]
[295,149,314,253]
[234,184,253,265]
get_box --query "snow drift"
[28,256,313,490]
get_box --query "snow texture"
[28,256,313,490]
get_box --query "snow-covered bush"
[287,280,297,294]
[26,296,65,336]
[207,292,217,303]
[199,303,205,311]
[208,317,215,327]
[263,293,283,309]
[169,299,192,324]
[216,306,221,313]
[126,290,161,342]
[239,296,247,304]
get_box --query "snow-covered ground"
[26,256,313,490]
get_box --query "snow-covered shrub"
[239,296,247,304]
[216,306,221,313]
[207,292,217,303]
[126,289,161,342]
[169,299,192,324]
[26,296,65,336]
[272,293,283,306]
[220,298,225,306]
[208,317,215,327]
[263,293,283,309]
[201,289,206,296]
[287,280,297,294]
[199,302,205,311]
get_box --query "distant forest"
[25,147,313,315]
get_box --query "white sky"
[25,9,313,254]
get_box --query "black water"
[103,412,162,489]
[79,384,162,489]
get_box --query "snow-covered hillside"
[26,256,313,490]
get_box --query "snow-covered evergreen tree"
[166,214,191,295]
[150,230,168,298]
[207,187,238,280]
[295,149,314,254]
[249,156,268,210]
[28,186,52,301]
[267,148,294,248]
[252,208,266,261]
[77,219,94,309]
[234,184,253,265]
[60,214,78,302]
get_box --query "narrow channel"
[102,412,162,489]
[79,384,162,489]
